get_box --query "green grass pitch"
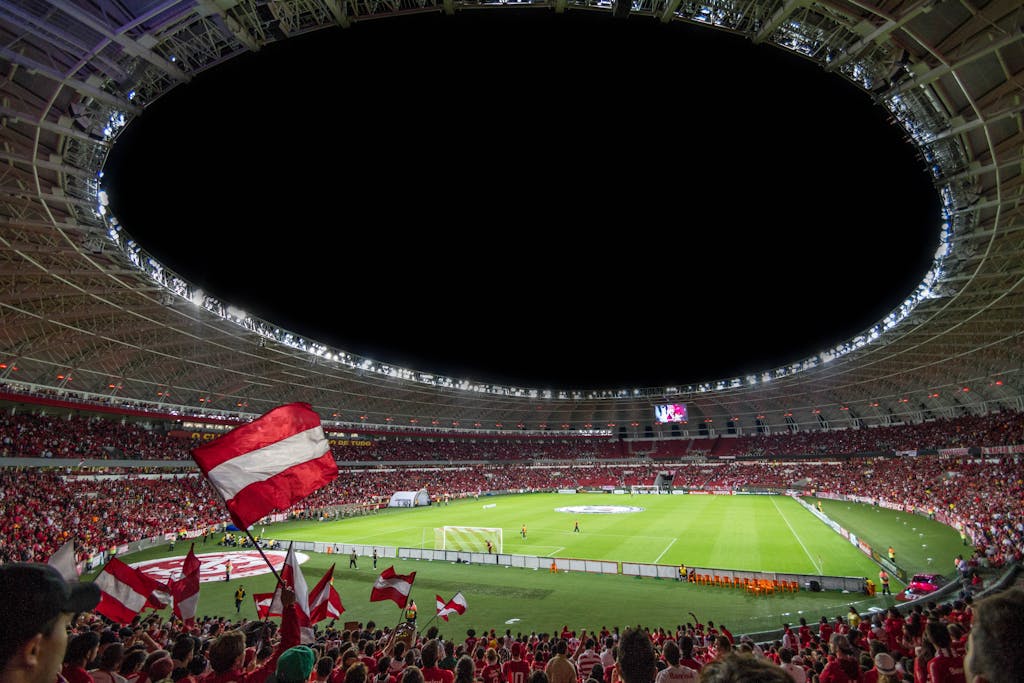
[93,493,964,637]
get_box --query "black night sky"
[102,8,941,390]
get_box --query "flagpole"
[244,527,284,584]
[419,611,440,631]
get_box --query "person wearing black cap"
[0,562,101,683]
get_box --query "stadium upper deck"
[0,0,1021,436]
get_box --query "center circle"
[555,505,644,514]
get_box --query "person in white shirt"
[653,641,698,683]
[598,638,615,673]
[777,649,806,683]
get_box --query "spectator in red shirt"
[419,641,453,683]
[200,588,300,683]
[924,622,965,683]
[63,632,101,683]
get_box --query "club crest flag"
[191,402,337,529]
[370,566,416,609]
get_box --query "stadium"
[1,0,1023,681]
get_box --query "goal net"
[434,526,503,553]
[630,485,663,494]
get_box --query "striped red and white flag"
[268,541,314,643]
[309,563,344,624]
[326,585,344,620]
[435,592,467,621]
[370,566,416,609]
[168,544,201,625]
[94,557,170,624]
[254,592,278,619]
[191,402,337,529]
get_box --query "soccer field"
[269,493,883,576]
[102,493,963,636]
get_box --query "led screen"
[654,403,688,424]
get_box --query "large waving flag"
[308,563,345,623]
[168,544,201,625]
[95,557,170,624]
[370,566,416,609]
[191,403,338,529]
[436,592,467,621]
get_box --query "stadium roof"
[0,0,1021,436]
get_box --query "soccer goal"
[434,526,503,553]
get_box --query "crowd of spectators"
[2,409,1022,463]
[1,452,1021,570]
[2,405,1024,683]
[1,404,1021,586]
[13,571,1024,683]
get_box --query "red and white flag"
[269,541,313,642]
[168,545,201,625]
[326,585,344,620]
[435,592,467,621]
[370,566,416,609]
[95,557,170,624]
[308,563,345,623]
[254,592,278,619]
[191,403,337,529]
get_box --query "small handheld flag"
[370,566,416,609]
[95,557,170,624]
[435,592,467,621]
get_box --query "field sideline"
[91,494,963,636]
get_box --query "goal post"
[434,526,504,553]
